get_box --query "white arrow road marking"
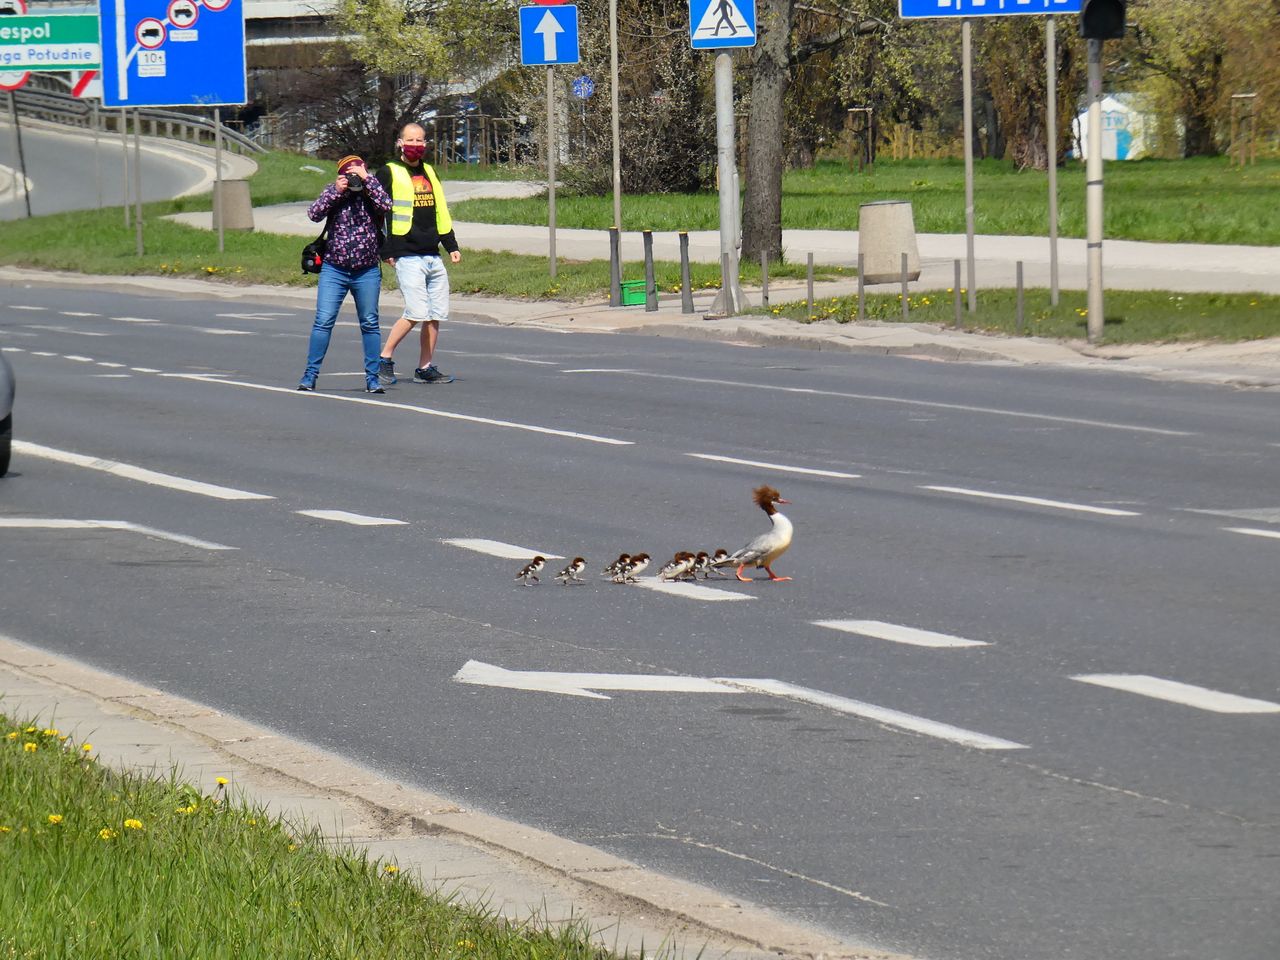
[1072,674,1280,714]
[455,660,741,700]
[921,485,1141,517]
[0,518,235,551]
[14,441,274,501]
[688,453,861,480]
[454,661,1026,748]
[442,538,563,560]
[1224,526,1280,541]
[535,9,564,60]
[813,619,988,648]
[633,577,753,601]
[296,510,407,526]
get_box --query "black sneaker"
[377,358,396,385]
[414,364,451,384]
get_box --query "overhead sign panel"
[519,5,579,66]
[690,0,756,49]
[98,0,246,107]
[0,14,101,71]
[899,0,1082,18]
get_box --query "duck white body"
[716,487,794,582]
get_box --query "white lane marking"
[64,355,96,362]
[131,366,161,373]
[1224,526,1280,541]
[455,660,740,700]
[9,305,46,311]
[813,619,989,648]
[32,351,57,357]
[216,312,294,320]
[921,485,1141,517]
[717,678,1027,749]
[452,350,558,365]
[13,441,274,501]
[27,325,110,337]
[60,311,100,317]
[634,578,753,601]
[0,518,235,551]
[442,538,564,560]
[1,347,23,353]
[168,374,634,446]
[689,453,861,480]
[112,316,159,323]
[296,510,408,526]
[97,361,126,368]
[92,374,132,379]
[195,327,253,336]
[562,369,1192,437]
[1072,674,1280,714]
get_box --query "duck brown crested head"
[753,485,786,512]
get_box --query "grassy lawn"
[0,716,613,960]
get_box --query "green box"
[620,280,646,306]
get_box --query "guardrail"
[5,83,266,156]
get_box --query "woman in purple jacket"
[298,154,393,394]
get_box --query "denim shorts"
[394,254,450,323]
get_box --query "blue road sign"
[571,75,594,99]
[519,5,579,67]
[899,0,1082,19]
[690,0,756,49]
[99,0,246,107]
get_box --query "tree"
[740,0,795,263]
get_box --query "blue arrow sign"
[519,5,579,67]
[899,0,1081,18]
[690,0,756,49]
[99,0,246,107]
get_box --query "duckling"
[515,555,545,585]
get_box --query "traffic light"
[1080,0,1126,39]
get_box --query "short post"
[120,109,130,228]
[953,259,963,329]
[806,252,814,318]
[608,227,621,307]
[133,109,144,256]
[760,250,769,310]
[1016,260,1025,335]
[214,107,225,253]
[900,252,909,321]
[679,232,694,313]
[857,252,866,323]
[643,230,657,312]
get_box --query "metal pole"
[1086,38,1104,343]
[214,106,224,253]
[710,53,745,315]
[760,250,769,310]
[92,102,102,209]
[609,226,622,307]
[9,92,31,218]
[643,230,657,311]
[121,109,129,228]
[680,232,694,313]
[962,19,976,313]
[953,259,963,328]
[857,252,865,323]
[133,109,143,255]
[1016,260,1025,335]
[609,0,622,230]
[546,66,557,280]
[1046,17,1060,307]
[900,252,909,321]
[806,252,814,317]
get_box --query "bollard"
[806,252,814,318]
[609,227,622,307]
[901,252,910,322]
[680,232,694,314]
[720,252,735,316]
[953,259,963,329]
[643,230,657,312]
[1016,260,1025,335]
[857,252,866,323]
[761,250,769,310]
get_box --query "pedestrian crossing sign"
[689,0,756,49]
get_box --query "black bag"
[301,215,331,274]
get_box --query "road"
[2,285,1278,960]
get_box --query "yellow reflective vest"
[386,162,452,237]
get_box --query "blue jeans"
[303,262,382,384]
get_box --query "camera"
[344,172,364,193]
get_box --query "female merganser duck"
[618,552,650,583]
[715,486,793,582]
[515,556,545,585]
[556,557,588,584]
[602,553,630,580]
[659,552,696,581]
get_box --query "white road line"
[97,361,126,368]
[1224,526,1280,541]
[921,485,1141,517]
[689,453,861,480]
[562,369,1192,437]
[1,347,22,353]
[717,678,1026,749]
[31,351,56,357]
[634,578,753,601]
[1072,674,1280,714]
[92,374,132,379]
[9,305,46,311]
[812,619,989,648]
[451,351,559,366]
[168,374,634,446]
[0,518,235,551]
[27,325,110,337]
[13,441,274,501]
[64,355,96,362]
[442,538,564,560]
[296,510,408,526]
[130,366,160,373]
[112,316,159,323]
[195,327,253,336]
[60,311,100,317]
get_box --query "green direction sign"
[0,15,101,72]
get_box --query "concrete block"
[858,200,920,284]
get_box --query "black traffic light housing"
[1080,0,1126,39]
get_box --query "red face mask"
[400,144,426,163]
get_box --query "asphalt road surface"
[2,285,1278,960]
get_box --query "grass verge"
[0,714,618,960]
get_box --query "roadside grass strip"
[1071,675,1280,714]
[442,538,564,560]
[295,510,408,526]
[920,485,1142,517]
[812,620,988,648]
[0,518,235,551]
[13,441,274,501]
[0,713,614,960]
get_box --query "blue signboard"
[690,0,756,49]
[899,0,1081,18]
[571,75,594,99]
[519,5,579,67]
[99,0,246,107]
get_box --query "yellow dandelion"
[23,742,36,753]
[0,826,11,833]
[288,843,298,852]
[123,819,143,831]
[47,814,63,825]
[42,728,60,737]
[248,819,257,826]
[215,777,228,787]
[5,732,16,740]
[457,940,476,950]
[82,743,93,753]
[25,726,36,733]
[383,864,400,875]
[99,828,117,840]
